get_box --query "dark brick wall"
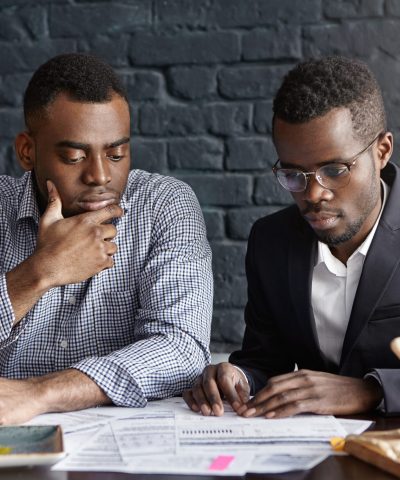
[0,0,398,352]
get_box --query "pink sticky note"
[209,455,235,471]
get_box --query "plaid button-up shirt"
[0,170,213,406]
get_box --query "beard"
[316,216,365,246]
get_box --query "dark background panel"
[0,0,397,352]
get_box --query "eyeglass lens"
[276,164,351,192]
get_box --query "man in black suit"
[184,56,400,418]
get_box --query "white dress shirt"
[312,180,388,366]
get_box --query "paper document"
[44,398,373,475]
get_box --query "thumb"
[41,180,64,227]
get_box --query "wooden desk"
[3,415,400,480]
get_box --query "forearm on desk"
[35,368,111,413]
[0,369,110,425]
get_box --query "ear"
[15,131,35,171]
[376,131,393,170]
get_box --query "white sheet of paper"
[337,418,373,435]
[26,409,113,433]
[176,412,347,448]
[111,411,177,457]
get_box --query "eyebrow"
[279,157,349,169]
[55,137,130,150]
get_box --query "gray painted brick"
[207,0,322,27]
[130,31,240,66]
[214,276,247,309]
[219,65,292,100]
[1,0,64,4]
[155,0,209,27]
[177,174,253,206]
[0,74,31,107]
[0,39,76,75]
[0,109,24,138]
[211,241,247,277]
[203,208,225,240]
[242,26,302,61]
[226,137,275,170]
[140,104,205,136]
[0,6,46,40]
[204,103,252,136]
[211,308,245,345]
[254,172,293,206]
[254,100,274,134]
[121,71,163,101]
[80,36,129,68]
[130,106,140,136]
[169,138,223,170]
[227,206,283,240]
[369,55,400,103]
[155,0,321,28]
[303,22,375,57]
[20,6,47,39]
[168,67,216,100]
[50,2,151,37]
[131,139,167,173]
[324,0,384,18]
[387,0,400,15]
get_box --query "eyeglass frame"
[272,131,384,193]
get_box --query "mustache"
[300,204,342,216]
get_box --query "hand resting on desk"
[184,363,383,418]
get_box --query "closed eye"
[107,155,124,162]
[61,155,85,165]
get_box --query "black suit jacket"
[230,162,400,414]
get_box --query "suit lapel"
[340,163,400,368]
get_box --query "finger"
[216,364,244,412]
[84,204,124,225]
[236,379,250,404]
[243,387,311,418]
[104,241,118,256]
[100,223,118,241]
[202,365,225,416]
[265,398,316,419]
[190,372,214,416]
[40,180,64,227]
[182,389,200,413]
[391,337,400,360]
[246,370,315,409]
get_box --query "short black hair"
[24,53,128,131]
[273,56,386,141]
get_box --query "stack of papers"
[26,397,372,476]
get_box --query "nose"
[302,174,333,204]
[82,155,111,186]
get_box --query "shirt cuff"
[72,357,147,408]
[0,273,28,348]
[232,365,249,385]
[364,372,385,412]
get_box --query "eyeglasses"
[272,132,383,193]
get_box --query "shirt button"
[68,296,76,305]
[60,340,68,349]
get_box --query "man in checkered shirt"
[0,53,213,424]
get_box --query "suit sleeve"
[370,369,400,415]
[229,220,296,394]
